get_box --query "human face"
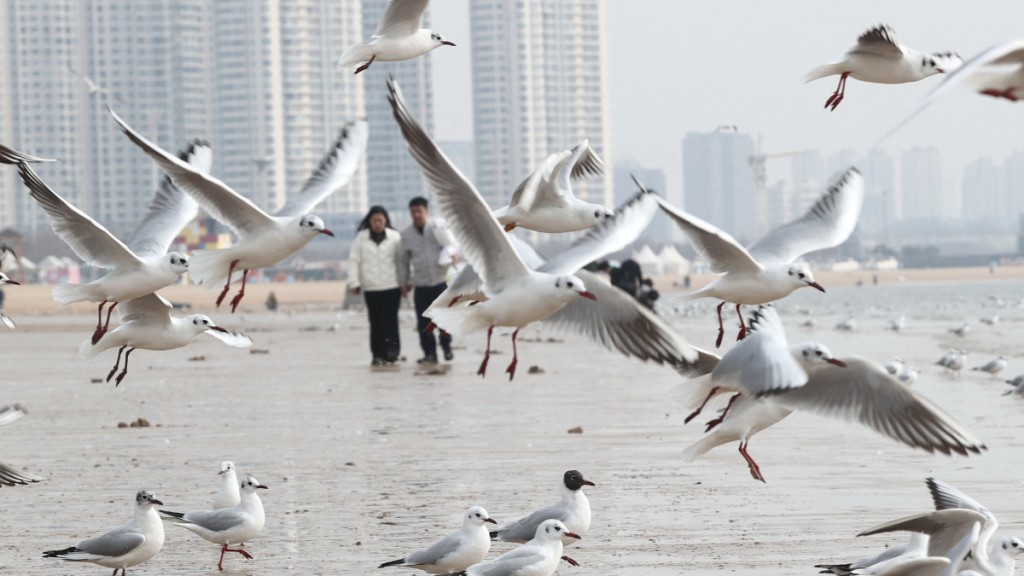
[369,213,387,233]
[409,205,428,228]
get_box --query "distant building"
[438,140,477,186]
[469,0,613,209]
[681,129,756,242]
[613,163,670,244]
[860,148,896,239]
[900,146,945,222]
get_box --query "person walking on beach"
[348,206,403,367]
[400,197,454,364]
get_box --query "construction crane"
[748,136,800,193]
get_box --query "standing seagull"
[18,142,209,343]
[661,168,864,347]
[458,520,579,576]
[492,140,613,233]
[43,490,165,576]
[0,403,43,486]
[110,108,367,312]
[806,24,961,110]
[491,470,594,547]
[379,506,496,574]
[972,355,1008,378]
[213,461,240,510]
[79,293,252,386]
[0,144,54,165]
[160,475,268,572]
[338,0,455,74]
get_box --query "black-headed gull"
[18,142,209,343]
[884,357,905,376]
[43,490,164,576]
[806,24,961,111]
[858,509,988,576]
[949,323,970,337]
[0,271,19,329]
[428,191,700,373]
[379,506,496,574]
[680,306,985,482]
[972,355,1008,378]
[110,107,366,312]
[213,461,240,509]
[660,168,863,347]
[490,471,593,547]
[159,475,268,571]
[1004,375,1024,397]
[0,403,43,487]
[816,532,929,575]
[338,0,455,74]
[461,519,579,576]
[0,143,54,164]
[492,140,612,233]
[79,293,252,386]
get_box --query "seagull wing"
[388,78,529,292]
[541,188,658,275]
[850,24,905,59]
[0,461,43,486]
[18,163,141,269]
[711,306,806,396]
[925,477,998,558]
[543,269,699,368]
[0,144,54,164]
[109,106,276,237]
[404,530,464,566]
[274,121,368,218]
[430,236,545,308]
[858,509,985,559]
[376,0,429,37]
[747,168,863,265]
[126,140,209,258]
[773,357,987,456]
[179,508,245,532]
[656,196,762,274]
[471,546,547,576]
[75,525,147,559]
[204,327,254,349]
[117,293,173,325]
[0,403,27,428]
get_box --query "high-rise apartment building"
[681,129,756,242]
[469,0,613,209]
[900,146,944,222]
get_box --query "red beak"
[826,358,847,368]
[564,532,582,540]
[485,518,497,525]
[5,280,18,285]
[578,291,597,300]
[807,281,825,293]
[320,229,335,237]
[210,326,229,333]
[442,40,457,47]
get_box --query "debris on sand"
[528,365,544,374]
[567,426,583,434]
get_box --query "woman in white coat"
[348,206,403,366]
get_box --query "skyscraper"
[900,146,943,222]
[681,129,756,242]
[469,0,613,209]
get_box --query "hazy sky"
[429,1,1024,203]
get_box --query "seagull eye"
[929,59,936,67]
[803,350,809,357]
[567,281,574,288]
[815,350,822,356]
[594,210,600,218]
[798,273,805,279]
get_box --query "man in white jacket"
[399,197,454,364]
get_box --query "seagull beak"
[582,479,596,486]
[937,67,945,73]
[320,229,335,237]
[485,518,498,525]
[826,358,847,368]
[5,280,19,285]
[150,498,164,506]
[807,281,825,293]
[209,326,229,333]
[256,484,269,490]
[442,40,456,47]
[564,532,582,540]
[578,291,597,300]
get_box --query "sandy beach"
[1,274,1023,575]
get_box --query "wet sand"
[1,277,1023,575]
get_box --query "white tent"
[657,245,690,276]
[631,244,661,276]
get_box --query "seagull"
[884,357,905,376]
[888,315,906,332]
[949,323,971,337]
[0,272,20,329]
[110,107,366,312]
[858,509,994,576]
[18,141,209,343]
[337,0,455,74]
[946,351,968,378]
[159,475,268,572]
[972,355,1008,378]
[458,520,580,576]
[660,168,864,347]
[490,470,594,547]
[428,193,700,374]
[0,403,43,487]
[390,78,668,380]
[896,366,919,386]
[79,293,252,386]
[835,316,857,331]
[981,315,1001,326]
[1004,375,1024,397]
[680,306,986,482]
[492,140,612,233]
[0,144,54,164]
[43,490,165,576]
[378,506,496,574]
[806,24,961,111]
[815,533,929,575]
[213,461,240,509]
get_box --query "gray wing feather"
[712,308,806,396]
[0,144,54,164]
[182,508,245,532]
[274,121,367,218]
[656,196,762,274]
[471,546,546,576]
[0,461,43,486]
[127,140,208,257]
[76,526,146,558]
[405,531,464,566]
[377,0,429,37]
[496,504,566,543]
[0,403,27,427]
[858,509,985,559]
[850,24,904,58]
[117,293,173,325]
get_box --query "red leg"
[715,302,726,348]
[354,55,376,74]
[704,392,741,432]
[477,326,494,377]
[229,269,249,313]
[561,555,579,566]
[825,72,850,110]
[739,441,766,482]
[447,295,462,307]
[684,386,720,424]
[424,321,436,333]
[93,301,119,344]
[505,328,520,381]
[216,260,240,308]
[114,347,134,387]
[225,546,253,560]
[218,544,227,571]
[503,223,517,232]
[735,303,747,341]
[980,88,1019,101]
[106,345,126,382]
[92,301,108,343]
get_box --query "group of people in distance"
[347,197,455,367]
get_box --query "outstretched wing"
[850,24,904,59]
[376,0,429,37]
[275,121,367,218]
[656,196,762,274]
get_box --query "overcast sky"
[429,1,1024,203]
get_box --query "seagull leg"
[981,88,1019,101]
[354,55,376,75]
[825,72,850,111]
[447,295,462,307]
[216,260,240,308]
[684,386,720,424]
[715,302,726,348]
[93,301,118,344]
[704,393,740,432]
[735,303,747,341]
[477,326,494,377]
[229,269,248,313]
[503,222,517,232]
[424,321,436,333]
[218,544,227,571]
[561,555,579,567]
[739,441,766,482]
[106,345,127,382]
[114,347,135,387]
[92,301,108,344]
[225,546,254,560]
[505,328,519,381]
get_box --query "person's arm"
[347,233,362,294]
[398,232,412,295]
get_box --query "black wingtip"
[378,558,406,569]
[489,530,499,540]
[158,509,185,519]
[42,546,79,558]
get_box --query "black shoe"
[417,355,439,364]
[443,349,454,361]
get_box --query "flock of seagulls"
[1,3,1023,574]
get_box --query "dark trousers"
[414,282,452,357]
[364,288,401,361]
